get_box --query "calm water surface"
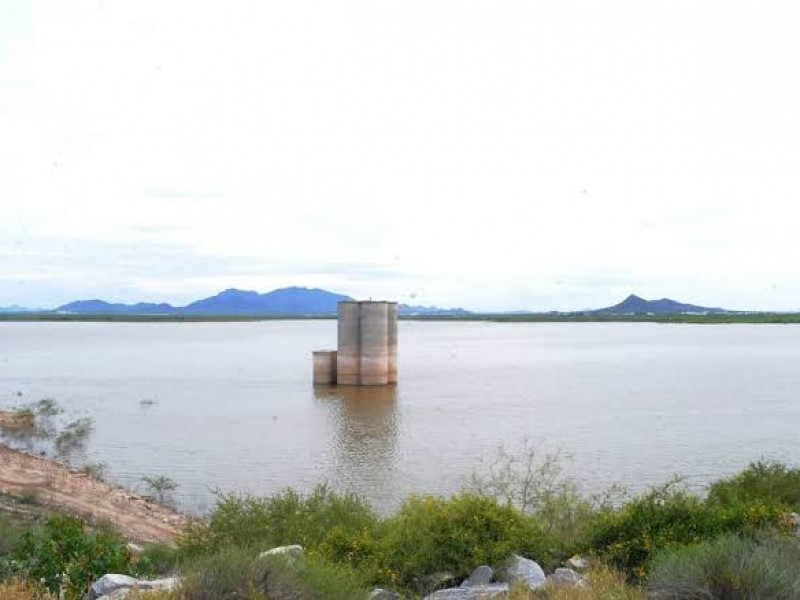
[1,321,799,513]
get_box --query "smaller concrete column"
[312,350,337,385]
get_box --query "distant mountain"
[398,303,469,316]
[54,287,465,316]
[181,287,353,315]
[588,294,727,315]
[0,305,36,313]
[57,300,177,315]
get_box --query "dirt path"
[0,443,188,543]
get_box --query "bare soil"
[0,410,34,430]
[0,443,187,543]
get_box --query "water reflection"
[314,385,399,509]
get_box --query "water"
[1,321,799,513]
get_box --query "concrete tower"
[312,300,398,386]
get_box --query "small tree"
[141,476,179,508]
[54,418,94,464]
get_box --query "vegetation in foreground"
[648,532,800,599]
[2,457,800,599]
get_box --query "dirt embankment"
[0,410,34,430]
[0,442,188,544]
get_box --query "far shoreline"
[3,312,800,324]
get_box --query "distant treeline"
[4,312,800,324]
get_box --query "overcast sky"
[2,1,799,311]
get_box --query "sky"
[1,1,799,312]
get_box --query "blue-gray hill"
[181,287,353,315]
[588,294,728,315]
[0,305,38,313]
[56,300,177,315]
[54,287,465,316]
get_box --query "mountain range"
[54,287,468,316]
[3,290,730,316]
[0,305,39,313]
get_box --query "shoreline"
[0,442,187,544]
[3,313,800,324]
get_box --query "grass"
[0,578,56,600]
[648,532,800,599]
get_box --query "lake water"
[1,321,799,513]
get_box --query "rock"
[85,575,180,600]
[424,583,509,599]
[258,544,305,562]
[460,565,493,587]
[546,568,584,587]
[97,590,133,600]
[419,571,457,592]
[788,512,800,536]
[126,543,144,556]
[86,574,137,599]
[504,554,546,591]
[369,589,401,600]
[138,577,180,591]
[567,555,590,571]
[98,588,177,600]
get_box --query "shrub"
[648,532,800,599]
[179,483,378,560]
[587,481,784,581]
[464,442,618,564]
[12,515,135,599]
[142,476,179,508]
[377,492,547,592]
[53,418,94,464]
[79,462,107,481]
[177,547,367,600]
[707,460,800,509]
[176,546,266,599]
[139,543,181,576]
[1,513,23,556]
[263,555,369,600]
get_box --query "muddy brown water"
[2,321,799,514]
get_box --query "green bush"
[648,532,800,599]
[270,555,369,600]
[139,543,181,576]
[1,513,23,581]
[587,481,784,581]
[176,546,266,599]
[11,515,135,599]
[179,483,378,560]
[464,442,621,565]
[707,460,800,509]
[1,513,23,557]
[376,492,547,592]
[178,547,367,600]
